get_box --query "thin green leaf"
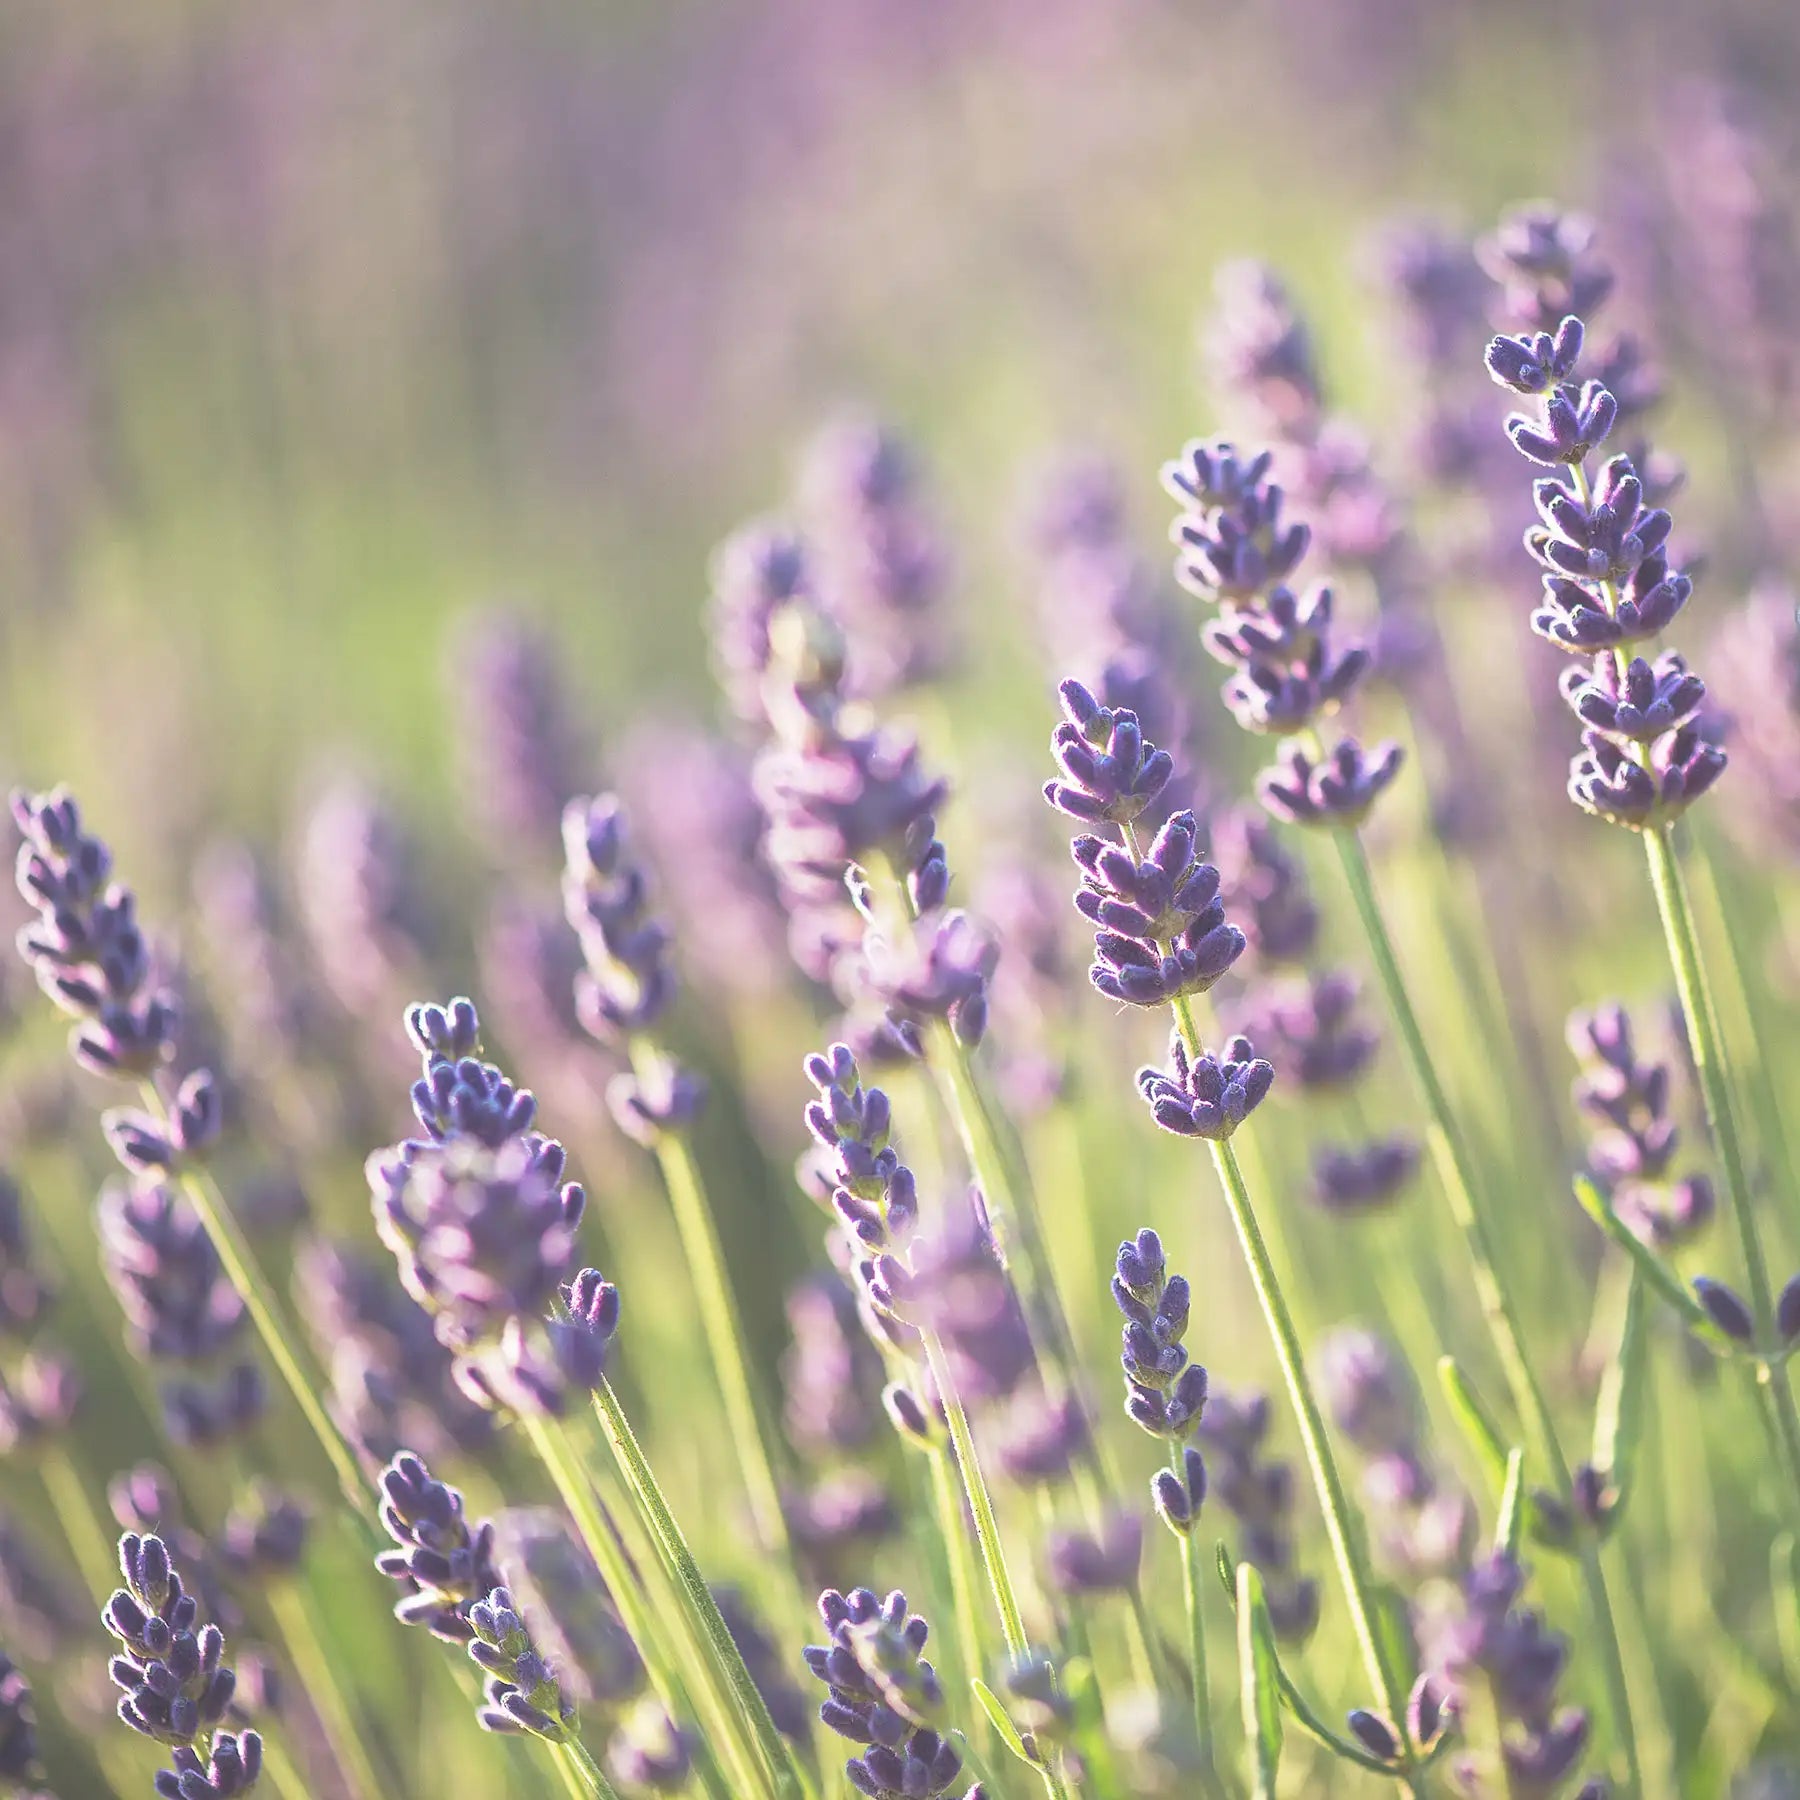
[1593,1266,1647,1514]
[1572,1175,1723,1345]
[1215,1539,1236,1603]
[969,1679,1033,1767]
[1773,1535,1800,1694]
[1437,1355,1510,1492]
[1495,1446,1526,1558]
[1236,1564,1282,1800]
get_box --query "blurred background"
[4,1,1800,1792]
[2,0,1797,846]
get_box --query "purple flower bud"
[1485,315,1586,393]
[1777,1274,1800,1345]
[1046,1509,1143,1596]
[1347,1708,1401,1762]
[1137,1031,1274,1140]
[1256,736,1405,829]
[1043,682,1174,825]
[1693,1276,1755,1343]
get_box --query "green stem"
[148,1111,364,1513]
[1329,827,1644,1796]
[269,1580,385,1800]
[1200,1129,1413,1757]
[591,1378,804,1800]
[520,1410,752,1800]
[561,1737,623,1799]
[927,1439,987,1699]
[1643,826,1800,1512]
[633,1049,792,1560]
[39,1447,118,1600]
[919,1331,1073,1800]
[1170,1444,1215,1786]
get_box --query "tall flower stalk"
[1485,308,1800,1509]
[1043,682,1435,1792]
[560,790,795,1564]
[1156,433,1647,1793]
[8,788,368,1514]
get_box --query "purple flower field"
[2,2,1800,1796]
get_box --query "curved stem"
[1643,828,1800,1507]
[520,1409,751,1800]
[919,1330,1073,1800]
[926,1439,987,1700]
[632,1050,792,1561]
[1170,1444,1216,1787]
[145,1101,364,1514]
[1329,827,1644,1796]
[39,1447,118,1600]
[268,1580,385,1800]
[591,1378,804,1800]
[561,1737,622,1799]
[1202,1132,1413,1755]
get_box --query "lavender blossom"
[560,796,678,1046]
[804,1587,980,1800]
[448,609,589,862]
[1316,1328,1472,1578]
[798,414,950,699]
[375,1451,500,1644]
[1312,1138,1421,1216]
[1568,1002,1713,1251]
[1069,810,1246,1007]
[708,521,814,728]
[1238,970,1379,1091]
[0,1352,81,1455]
[991,1384,1091,1489]
[1423,1550,1595,1797]
[1198,1389,1319,1645]
[1112,1228,1209,1445]
[784,1473,901,1561]
[0,1175,51,1340]
[103,1533,239,1750]
[468,1585,579,1742]
[782,1274,885,1456]
[1046,1510,1144,1595]
[1136,1031,1274,1141]
[10,786,178,1078]
[1487,305,1724,829]
[1043,680,1174,826]
[0,1651,44,1790]
[1256,737,1405,829]
[98,1181,264,1448]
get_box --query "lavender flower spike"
[1137,1031,1274,1140]
[468,1586,579,1741]
[1044,681,1174,825]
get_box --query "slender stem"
[633,1051,791,1559]
[591,1378,804,1800]
[145,1104,364,1513]
[562,1737,623,1799]
[926,1439,987,1698]
[919,1331,1073,1800]
[1643,827,1800,1509]
[1170,1444,1215,1786]
[549,1742,593,1800]
[1202,1133,1413,1752]
[1329,827,1645,1796]
[39,1447,118,1600]
[268,1580,385,1800]
[520,1409,755,1800]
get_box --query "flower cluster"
[561,794,707,1142]
[468,1586,580,1742]
[803,1587,982,1800]
[1158,440,1403,829]
[1423,1551,1597,1798]
[1486,309,1724,829]
[799,415,951,700]
[1023,447,1205,823]
[10,787,180,1079]
[1316,1328,1471,1578]
[1197,1388,1319,1644]
[374,1450,501,1643]
[1568,1003,1712,1252]
[1111,1229,1208,1533]
[103,1531,260,1794]
[99,1180,264,1448]
[1136,1031,1274,1142]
